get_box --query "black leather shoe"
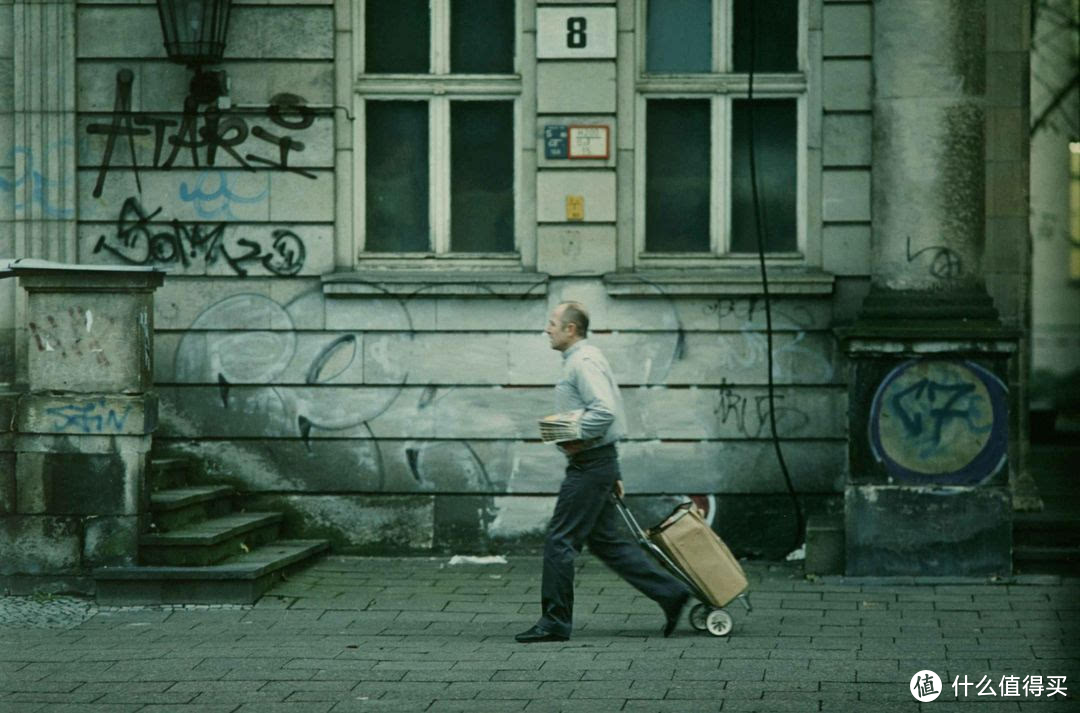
[514,625,569,643]
[662,592,691,637]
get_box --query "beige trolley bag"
[614,496,752,636]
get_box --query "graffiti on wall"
[906,235,964,280]
[869,359,1008,485]
[46,399,132,434]
[0,141,76,218]
[87,70,318,199]
[93,196,305,276]
[28,307,120,367]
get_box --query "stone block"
[434,495,497,552]
[16,450,143,516]
[0,58,11,108]
[0,451,14,514]
[823,4,871,57]
[16,393,157,437]
[0,170,13,221]
[76,61,335,113]
[0,516,82,575]
[24,292,154,393]
[537,170,616,222]
[537,61,616,114]
[986,51,1027,108]
[822,170,871,221]
[77,6,333,60]
[537,225,616,275]
[823,114,871,166]
[987,160,1029,217]
[823,224,871,276]
[987,0,1029,52]
[986,107,1026,162]
[823,59,871,111]
[805,514,845,575]
[83,515,139,568]
[845,485,1012,577]
[0,5,10,55]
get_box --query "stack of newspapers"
[538,409,584,443]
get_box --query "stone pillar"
[0,262,162,594]
[841,0,1018,576]
[3,0,79,387]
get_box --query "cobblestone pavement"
[1,556,1078,712]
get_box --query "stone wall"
[0,0,1035,563]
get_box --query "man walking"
[515,301,691,643]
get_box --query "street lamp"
[155,0,233,105]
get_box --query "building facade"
[0,0,1036,574]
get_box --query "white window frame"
[352,0,528,268]
[633,0,810,269]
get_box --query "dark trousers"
[537,444,689,638]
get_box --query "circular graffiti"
[869,360,1007,485]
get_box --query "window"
[355,0,522,261]
[636,0,806,264]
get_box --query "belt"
[567,442,617,464]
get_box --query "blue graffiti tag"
[178,169,269,220]
[890,378,992,459]
[46,399,132,433]
[0,143,76,218]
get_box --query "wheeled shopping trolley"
[614,496,752,636]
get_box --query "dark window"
[646,99,711,252]
[365,0,430,73]
[733,0,798,72]
[646,0,711,73]
[730,98,797,252]
[451,0,515,73]
[450,101,514,252]
[365,101,430,252]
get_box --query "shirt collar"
[561,339,585,361]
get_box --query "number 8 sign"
[537,7,616,59]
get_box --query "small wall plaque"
[568,125,609,159]
[566,195,585,221]
[544,125,568,159]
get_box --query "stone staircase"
[1012,441,1080,577]
[93,458,329,604]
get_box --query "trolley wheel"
[705,609,734,637]
[689,603,709,631]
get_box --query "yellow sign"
[566,195,585,221]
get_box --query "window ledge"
[323,270,550,297]
[603,268,835,297]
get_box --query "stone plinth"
[0,261,163,593]
[841,327,1018,576]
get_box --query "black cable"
[746,1,805,552]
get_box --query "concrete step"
[1013,512,1080,547]
[140,512,283,567]
[150,486,235,532]
[94,540,330,605]
[1013,544,1080,576]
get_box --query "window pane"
[730,99,797,253]
[646,0,711,72]
[451,0,514,73]
[646,100,710,252]
[366,101,429,252]
[365,0,429,73]
[733,0,798,72]
[451,101,514,253]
